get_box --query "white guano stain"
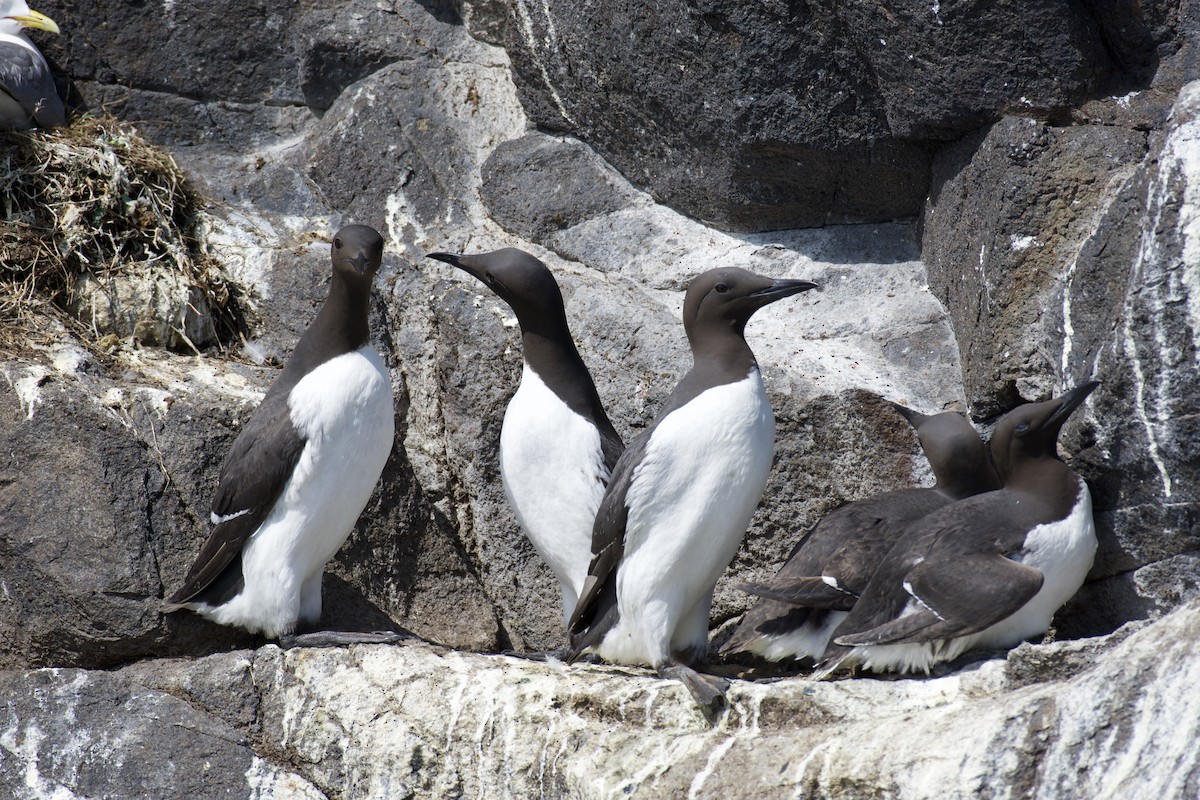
[1120,83,1200,500]
[2,365,50,420]
[511,0,576,125]
[386,189,429,253]
[684,687,767,799]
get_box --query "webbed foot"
[657,661,730,721]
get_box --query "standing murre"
[426,248,624,626]
[815,382,1100,677]
[721,403,1000,663]
[163,225,395,640]
[567,267,818,713]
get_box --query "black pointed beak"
[749,278,819,304]
[1043,380,1100,431]
[885,400,926,427]
[426,252,483,281]
[427,252,463,267]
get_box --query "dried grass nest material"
[0,114,244,356]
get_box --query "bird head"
[330,225,384,285]
[0,2,59,37]
[988,381,1100,480]
[682,267,818,341]
[426,248,568,333]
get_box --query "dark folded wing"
[818,491,951,595]
[164,394,306,607]
[735,577,856,610]
[567,433,649,653]
[834,553,1044,646]
[0,42,64,127]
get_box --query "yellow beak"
[10,10,61,35]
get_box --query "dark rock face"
[481,134,636,242]
[0,660,293,797]
[922,118,1149,419]
[37,0,302,105]
[0,370,250,669]
[841,1,1108,139]
[1066,84,1200,615]
[491,0,1171,232]
[498,0,934,231]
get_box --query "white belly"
[500,365,609,621]
[205,346,394,637]
[596,371,775,666]
[850,482,1097,675]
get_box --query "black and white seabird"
[164,225,395,638]
[426,248,624,626]
[0,1,65,129]
[815,382,1100,676]
[567,267,818,712]
[721,403,1000,663]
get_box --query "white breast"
[500,364,609,621]
[205,345,394,637]
[973,480,1097,648]
[597,371,775,666]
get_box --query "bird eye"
[715,283,729,294]
[334,237,342,249]
[1015,422,1030,434]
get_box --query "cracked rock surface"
[3,601,1197,798]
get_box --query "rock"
[1059,552,1200,639]
[1070,83,1200,582]
[498,0,933,231]
[480,133,637,242]
[67,269,218,351]
[455,0,510,46]
[0,358,254,670]
[924,85,1200,629]
[840,1,1108,139]
[923,117,1149,419]
[297,18,526,257]
[36,0,303,107]
[2,601,1197,798]
[0,652,325,798]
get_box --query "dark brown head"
[331,225,384,287]
[682,267,818,346]
[888,402,1000,498]
[989,381,1100,482]
[427,248,567,334]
